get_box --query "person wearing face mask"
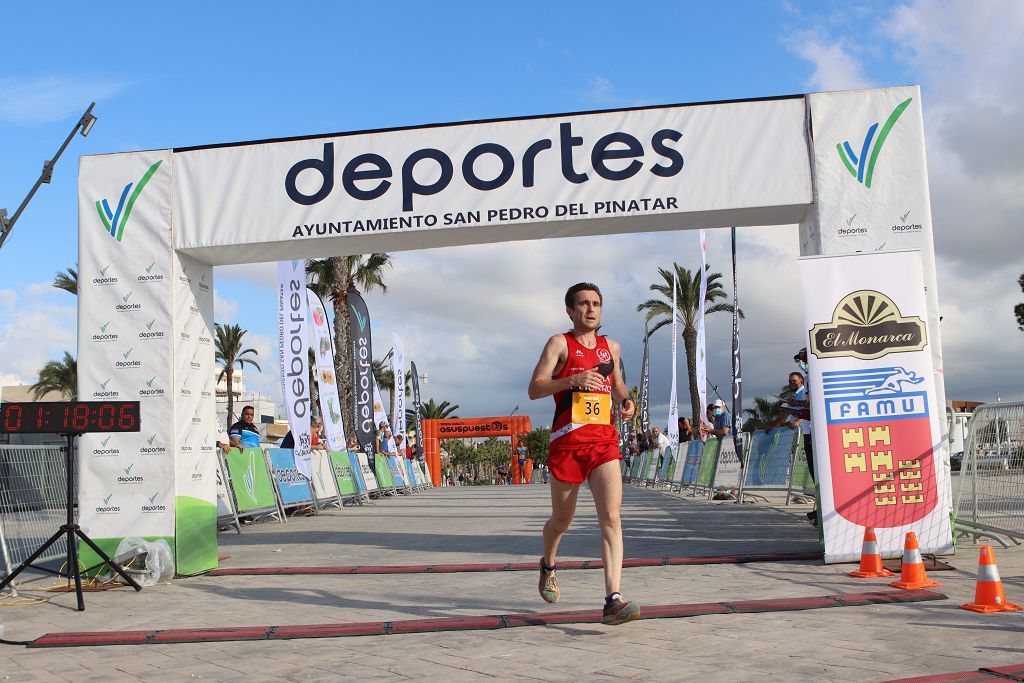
[707,399,732,440]
[769,368,817,524]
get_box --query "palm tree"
[625,384,642,436]
[637,262,740,426]
[741,396,785,433]
[53,265,78,295]
[31,352,77,400]
[306,254,392,439]
[215,323,261,430]
[407,398,459,422]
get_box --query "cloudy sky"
[1,1,1021,430]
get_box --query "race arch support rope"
[76,86,946,573]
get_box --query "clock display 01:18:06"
[0,402,141,434]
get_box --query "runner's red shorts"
[548,440,621,484]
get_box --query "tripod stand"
[0,432,142,611]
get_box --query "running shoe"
[538,559,559,603]
[602,596,640,625]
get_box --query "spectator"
[651,426,670,470]
[678,417,694,442]
[228,406,260,451]
[773,367,817,525]
[707,399,732,440]
[280,418,327,451]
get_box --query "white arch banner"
[77,86,947,573]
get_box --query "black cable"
[0,636,32,646]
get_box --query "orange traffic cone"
[890,532,941,589]
[960,546,1023,613]
[850,527,895,578]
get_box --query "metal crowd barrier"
[738,427,801,503]
[0,445,70,578]
[954,401,1024,548]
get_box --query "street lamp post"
[0,102,97,252]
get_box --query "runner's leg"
[588,459,624,596]
[543,478,579,566]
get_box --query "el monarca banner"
[799,250,952,563]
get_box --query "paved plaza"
[2,484,1022,681]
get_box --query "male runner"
[528,282,639,625]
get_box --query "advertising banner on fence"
[307,290,346,450]
[277,260,312,479]
[746,427,800,487]
[799,250,952,562]
[268,449,315,507]
[224,448,277,514]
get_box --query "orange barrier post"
[960,546,1023,613]
[849,527,895,578]
[890,532,940,589]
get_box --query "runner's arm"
[607,339,635,419]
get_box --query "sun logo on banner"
[836,98,912,188]
[95,161,162,242]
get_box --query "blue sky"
[2,1,1022,428]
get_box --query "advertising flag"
[277,260,313,479]
[731,227,744,463]
[616,359,627,453]
[410,360,425,461]
[667,268,680,450]
[696,230,709,436]
[306,289,346,451]
[392,333,406,443]
[798,250,952,563]
[640,324,651,448]
[348,291,376,458]
[372,381,390,432]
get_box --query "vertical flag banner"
[372,381,390,432]
[640,324,651,446]
[667,268,680,449]
[696,230,709,432]
[410,360,425,461]
[277,260,312,479]
[306,290,346,451]
[798,250,952,563]
[392,333,406,443]
[731,227,744,462]
[348,291,376,458]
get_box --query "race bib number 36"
[572,392,611,425]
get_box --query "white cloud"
[0,286,76,391]
[787,32,872,91]
[0,76,129,125]
[214,290,239,324]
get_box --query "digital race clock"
[0,401,141,434]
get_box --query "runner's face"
[567,290,602,330]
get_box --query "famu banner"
[307,290,346,450]
[277,260,312,479]
[799,250,951,563]
[348,290,376,457]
